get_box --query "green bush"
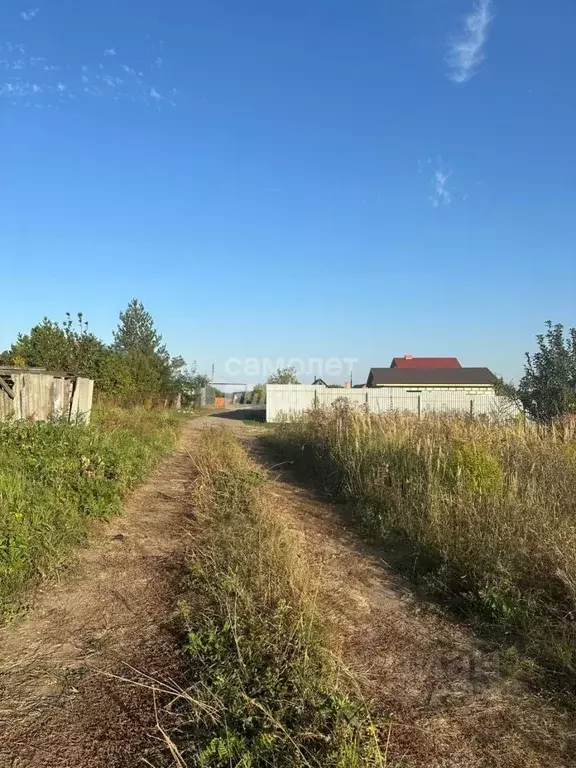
[446,441,504,495]
[0,406,177,618]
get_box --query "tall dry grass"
[272,404,576,691]
[164,428,385,767]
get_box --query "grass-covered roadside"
[164,428,384,767]
[269,405,576,694]
[0,405,178,619]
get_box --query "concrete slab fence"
[265,384,521,423]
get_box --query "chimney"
[404,354,413,360]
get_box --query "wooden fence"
[0,368,94,423]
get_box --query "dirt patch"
[0,420,200,768]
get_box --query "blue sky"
[1,0,574,385]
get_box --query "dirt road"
[0,419,200,768]
[252,437,575,767]
[0,411,574,767]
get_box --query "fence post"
[418,395,421,419]
[470,399,474,417]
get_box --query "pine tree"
[113,299,166,357]
[113,299,172,398]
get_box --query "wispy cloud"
[446,0,493,84]
[5,42,26,54]
[153,56,162,69]
[20,7,39,21]
[1,37,178,110]
[425,157,453,208]
[102,74,124,88]
[431,169,452,207]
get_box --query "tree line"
[0,300,207,405]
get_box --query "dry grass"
[159,428,386,767]
[271,404,576,693]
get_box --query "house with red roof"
[390,355,461,369]
[365,355,498,393]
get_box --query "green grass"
[0,404,178,619]
[164,428,385,767]
[269,404,576,694]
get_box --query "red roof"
[391,356,461,369]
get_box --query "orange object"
[214,397,226,407]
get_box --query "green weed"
[0,405,177,618]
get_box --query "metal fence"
[265,385,521,423]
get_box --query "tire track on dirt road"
[221,412,575,768]
[1,410,574,767]
[0,419,200,768]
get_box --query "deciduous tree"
[267,366,300,385]
[519,321,576,420]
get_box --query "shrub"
[446,441,504,495]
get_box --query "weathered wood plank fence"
[0,368,94,423]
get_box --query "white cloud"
[1,80,44,96]
[446,0,493,84]
[153,56,162,69]
[102,75,124,88]
[5,42,27,54]
[20,7,39,21]
[428,159,453,208]
[431,170,452,207]
[1,37,178,109]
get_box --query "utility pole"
[211,362,215,384]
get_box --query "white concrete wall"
[266,385,520,422]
